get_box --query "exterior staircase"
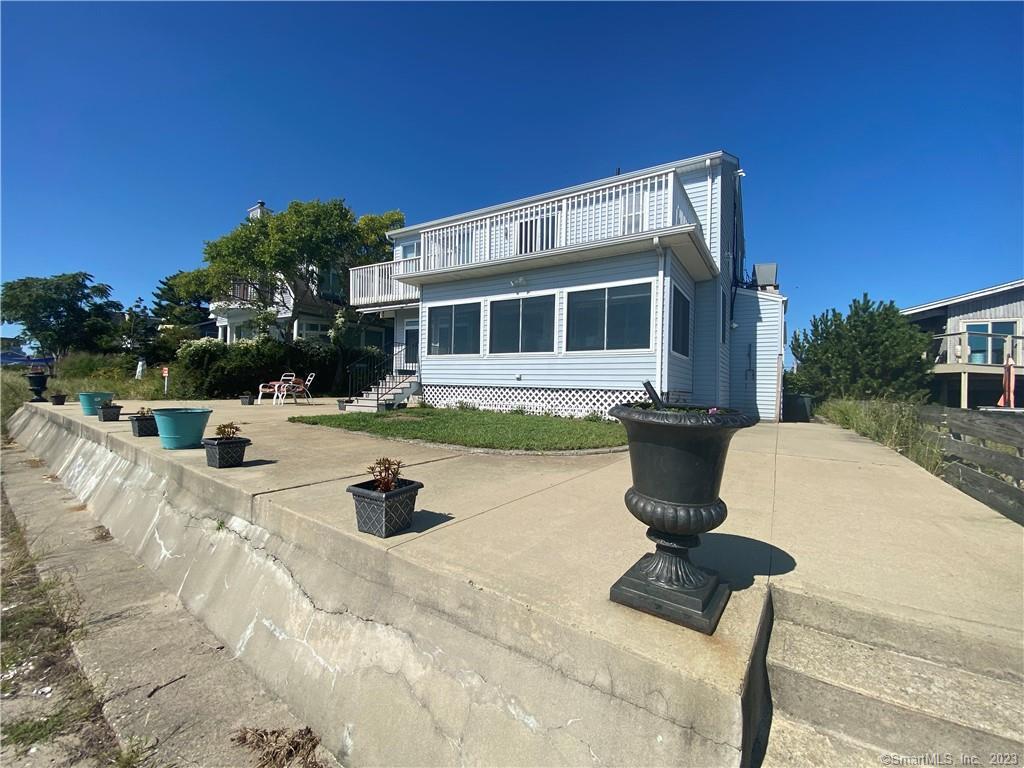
[345,372,420,413]
[759,586,1023,767]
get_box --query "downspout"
[654,235,666,398]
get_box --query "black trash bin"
[783,393,813,422]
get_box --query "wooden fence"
[918,406,1024,525]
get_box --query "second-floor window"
[566,283,651,351]
[966,320,1019,364]
[489,295,556,353]
[400,242,419,260]
[428,303,480,355]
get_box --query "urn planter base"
[611,528,730,635]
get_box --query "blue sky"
[2,2,1022,347]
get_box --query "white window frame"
[563,277,656,356]
[423,298,484,358]
[485,290,559,357]
[670,285,692,360]
[400,241,420,260]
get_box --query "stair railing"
[346,344,415,409]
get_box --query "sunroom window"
[489,295,555,353]
[672,288,691,357]
[566,283,651,351]
[428,303,480,355]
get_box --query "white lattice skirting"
[421,385,646,419]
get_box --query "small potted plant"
[337,398,353,411]
[240,391,255,406]
[97,399,123,422]
[128,407,159,437]
[50,391,67,406]
[346,457,423,538]
[202,422,252,468]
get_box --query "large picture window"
[672,288,691,357]
[489,295,556,353]
[966,320,1019,365]
[567,283,651,351]
[428,303,480,355]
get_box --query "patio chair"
[277,372,315,405]
[257,372,295,404]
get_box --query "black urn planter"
[240,395,255,406]
[608,403,757,634]
[128,415,159,437]
[202,437,252,468]
[346,478,423,538]
[50,394,67,406]
[25,372,49,403]
[97,405,123,422]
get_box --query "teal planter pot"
[152,408,213,450]
[78,392,115,416]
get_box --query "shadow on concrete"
[409,509,455,534]
[696,534,796,591]
[240,459,278,467]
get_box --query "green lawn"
[289,407,627,451]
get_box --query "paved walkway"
[24,398,1024,661]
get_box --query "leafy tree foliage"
[0,272,123,361]
[191,200,403,335]
[151,270,210,327]
[788,294,932,401]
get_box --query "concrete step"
[767,618,1024,756]
[771,584,1023,683]
[759,713,881,768]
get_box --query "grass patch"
[290,407,627,451]
[817,399,942,474]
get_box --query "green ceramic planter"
[78,392,115,416]
[152,408,213,450]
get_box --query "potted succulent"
[128,407,159,437]
[49,391,67,406]
[607,382,757,635]
[202,422,252,468]
[346,457,423,538]
[239,391,255,406]
[97,399,124,422]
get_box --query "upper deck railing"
[931,331,1024,367]
[349,169,704,307]
[349,258,422,306]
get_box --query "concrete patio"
[6,399,1022,766]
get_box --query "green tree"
[152,270,210,327]
[192,200,403,335]
[789,293,932,401]
[0,272,123,363]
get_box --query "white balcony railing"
[418,171,687,272]
[349,169,705,307]
[350,258,421,306]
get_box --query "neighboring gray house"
[902,278,1024,408]
[348,151,787,420]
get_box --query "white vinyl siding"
[418,252,660,389]
[730,288,785,421]
[665,249,696,396]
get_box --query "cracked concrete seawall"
[8,404,771,767]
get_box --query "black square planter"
[97,406,123,422]
[50,395,67,406]
[346,478,423,538]
[240,395,255,406]
[129,415,159,437]
[202,437,251,468]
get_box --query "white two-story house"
[348,150,787,420]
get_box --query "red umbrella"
[997,356,1016,408]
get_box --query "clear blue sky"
[3,2,1022,347]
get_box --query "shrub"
[367,456,403,492]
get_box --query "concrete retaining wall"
[8,404,767,767]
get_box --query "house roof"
[901,278,1024,317]
[387,149,739,239]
